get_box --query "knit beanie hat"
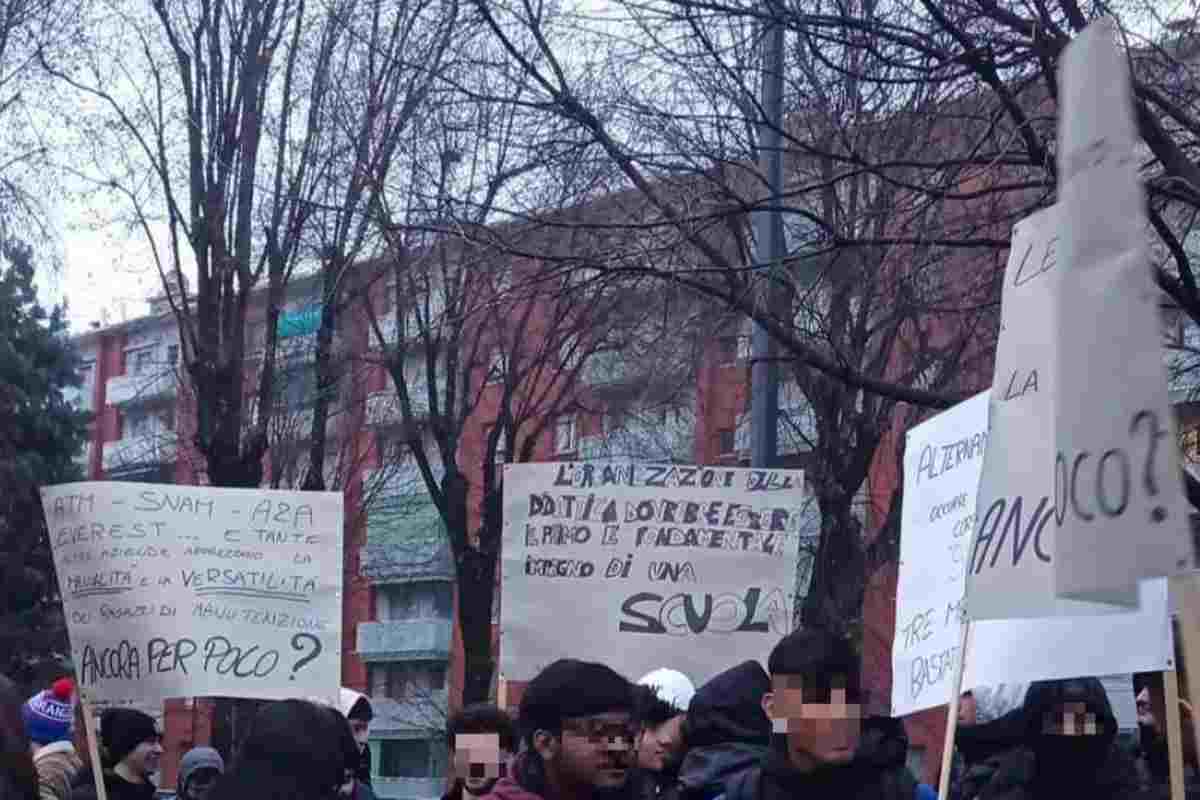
[179,747,224,791]
[100,708,159,766]
[519,659,633,742]
[23,678,75,745]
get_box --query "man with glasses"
[480,659,636,800]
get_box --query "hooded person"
[956,678,1141,800]
[479,659,636,800]
[177,748,224,800]
[71,708,162,800]
[23,678,82,800]
[338,689,374,788]
[671,661,771,800]
[709,629,927,800]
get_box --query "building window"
[379,740,433,779]
[379,582,453,621]
[128,347,154,376]
[368,663,448,702]
[125,411,151,438]
[283,366,317,411]
[718,428,735,455]
[717,336,739,365]
[167,345,179,366]
[554,416,577,454]
[79,361,95,389]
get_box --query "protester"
[23,678,81,800]
[706,629,926,800]
[631,687,682,800]
[176,748,224,800]
[71,708,162,800]
[480,658,635,800]
[444,704,517,800]
[0,674,39,800]
[210,700,353,800]
[955,678,1141,800]
[637,671,695,719]
[959,692,978,727]
[1133,669,1198,798]
[673,661,771,800]
[338,689,375,789]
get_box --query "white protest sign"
[500,462,802,684]
[1051,19,1194,602]
[966,205,1137,620]
[43,482,343,705]
[893,393,1172,717]
[892,391,988,717]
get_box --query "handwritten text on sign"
[892,392,988,717]
[43,482,343,705]
[500,463,803,685]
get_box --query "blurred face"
[185,768,220,800]
[637,715,686,772]
[453,733,511,796]
[535,712,635,791]
[958,693,978,727]
[763,674,861,772]
[1041,702,1099,736]
[124,736,165,779]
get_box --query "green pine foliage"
[0,239,91,689]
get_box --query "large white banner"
[43,482,343,705]
[892,396,1172,717]
[500,462,803,684]
[892,391,988,717]
[1051,19,1194,602]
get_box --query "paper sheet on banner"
[891,393,1171,717]
[1049,19,1194,602]
[500,462,803,685]
[42,482,343,705]
[965,205,1138,620]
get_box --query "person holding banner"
[480,659,636,800]
[23,679,81,800]
[71,709,162,800]
[955,679,1140,800]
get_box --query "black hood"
[1020,678,1119,786]
[677,742,769,793]
[1020,678,1118,745]
[685,661,771,749]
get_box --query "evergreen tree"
[0,239,90,689]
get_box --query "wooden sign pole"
[1171,575,1200,765]
[79,691,109,800]
[1164,669,1187,800]
[936,620,971,800]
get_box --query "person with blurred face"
[71,709,162,800]
[177,748,223,800]
[444,704,516,800]
[707,629,929,800]
[338,689,375,788]
[959,691,978,727]
[478,659,635,800]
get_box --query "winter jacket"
[669,661,772,800]
[34,741,82,800]
[477,775,549,800]
[338,688,374,788]
[955,679,1141,800]
[70,767,156,800]
[708,716,924,800]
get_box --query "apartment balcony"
[579,415,696,463]
[73,442,92,472]
[102,432,178,472]
[106,371,177,406]
[361,541,454,583]
[371,777,444,800]
[369,693,449,736]
[366,382,441,426]
[357,619,453,662]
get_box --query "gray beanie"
[179,747,224,791]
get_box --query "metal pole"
[750,5,786,469]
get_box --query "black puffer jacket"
[672,661,771,800]
[956,679,1141,800]
[70,767,157,800]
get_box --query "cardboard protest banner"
[1051,18,1194,601]
[43,482,343,705]
[965,205,1138,620]
[500,462,803,685]
[892,391,988,717]
[893,393,1172,717]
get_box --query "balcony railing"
[102,432,178,472]
[106,372,177,406]
[369,692,449,736]
[366,381,443,425]
[357,619,453,662]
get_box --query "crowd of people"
[1,628,1197,800]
